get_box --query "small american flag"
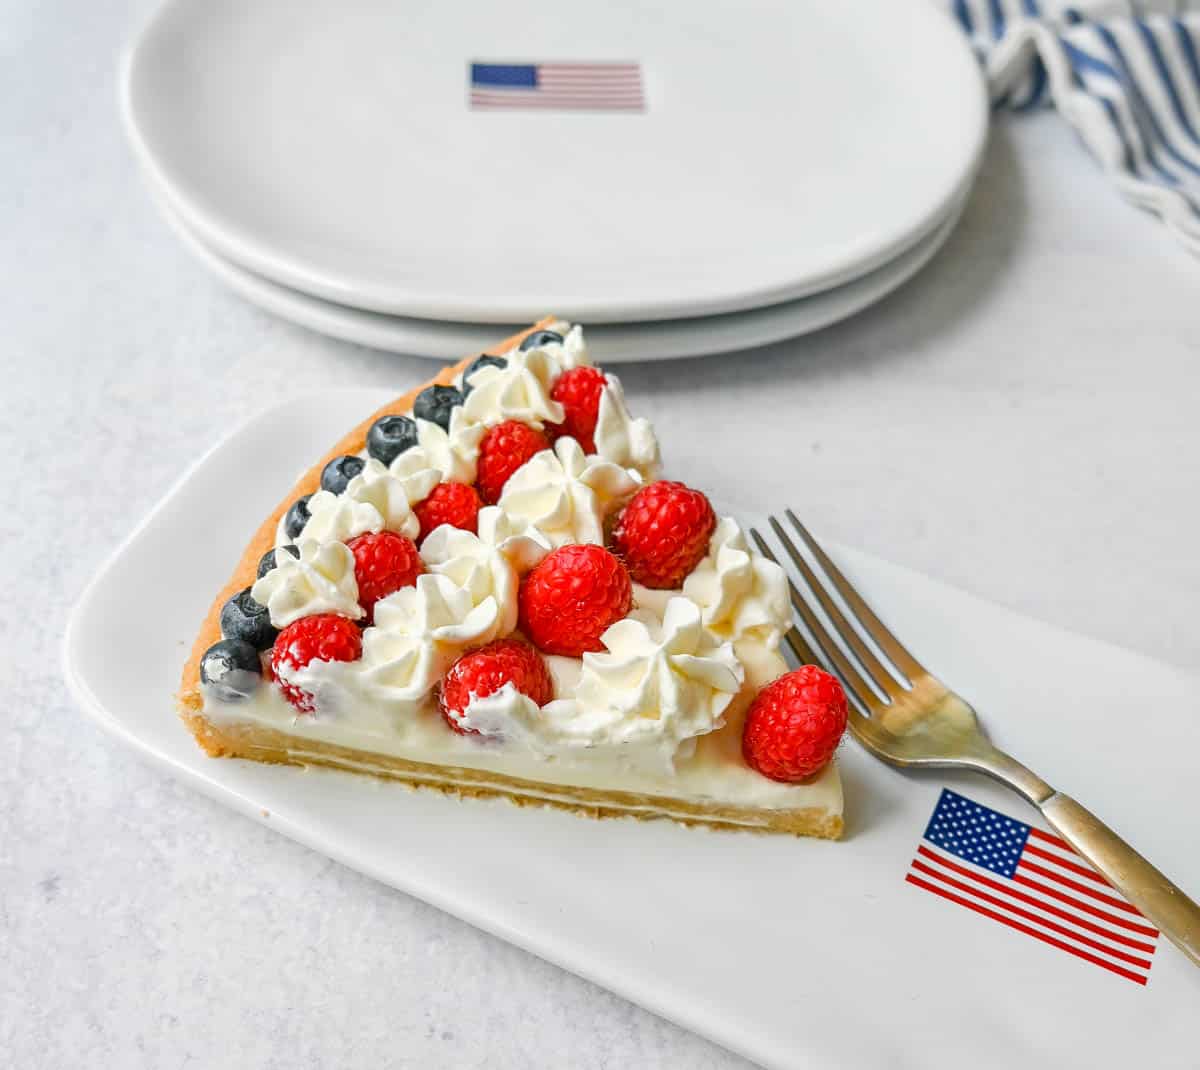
[907,789,1159,985]
[469,62,645,112]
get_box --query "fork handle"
[1038,792,1200,968]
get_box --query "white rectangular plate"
[64,390,1200,1068]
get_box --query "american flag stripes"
[907,790,1159,985]
[469,62,644,112]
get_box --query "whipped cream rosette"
[593,373,661,481]
[683,517,791,647]
[460,346,565,429]
[498,436,641,548]
[354,573,502,712]
[389,408,485,486]
[251,539,362,627]
[458,598,743,766]
[298,458,432,544]
[419,506,550,639]
[522,323,590,371]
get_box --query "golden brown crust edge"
[178,319,556,708]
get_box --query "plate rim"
[144,170,968,362]
[63,387,1200,1070]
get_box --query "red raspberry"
[742,666,848,782]
[413,482,481,543]
[270,614,363,713]
[346,531,422,622]
[440,638,554,734]
[519,544,632,656]
[548,366,607,453]
[475,420,551,504]
[610,481,716,589]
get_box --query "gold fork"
[750,509,1200,969]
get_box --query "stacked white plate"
[122,0,987,362]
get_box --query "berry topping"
[320,454,365,495]
[440,638,554,735]
[611,481,716,589]
[519,329,564,351]
[283,494,313,540]
[200,638,262,703]
[270,614,363,714]
[413,481,481,542]
[220,587,277,650]
[548,366,606,454]
[366,414,419,465]
[742,666,848,782]
[257,543,299,579]
[346,531,422,621]
[461,354,507,396]
[413,384,464,431]
[519,544,632,657]
[475,420,551,504]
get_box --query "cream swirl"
[358,573,502,710]
[419,507,550,641]
[497,437,640,548]
[299,459,428,543]
[682,517,790,647]
[250,539,362,628]
[568,598,743,746]
[460,347,564,429]
[457,599,742,763]
[594,374,661,480]
[389,408,484,486]
[517,323,591,371]
[449,681,544,740]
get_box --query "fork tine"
[784,509,925,682]
[767,515,906,702]
[750,528,882,714]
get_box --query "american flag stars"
[907,789,1160,985]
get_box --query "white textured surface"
[3,3,1199,1069]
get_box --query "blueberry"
[413,385,464,432]
[200,638,262,702]
[320,454,365,495]
[366,414,418,465]
[283,494,313,540]
[220,587,277,650]
[519,329,564,351]
[461,354,507,397]
[257,543,299,579]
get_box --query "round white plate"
[122,0,986,323]
[151,177,965,362]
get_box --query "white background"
[3,2,1199,1067]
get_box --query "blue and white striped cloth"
[944,1,1200,251]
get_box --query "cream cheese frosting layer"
[202,633,842,812]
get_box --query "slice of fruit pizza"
[179,319,848,838]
